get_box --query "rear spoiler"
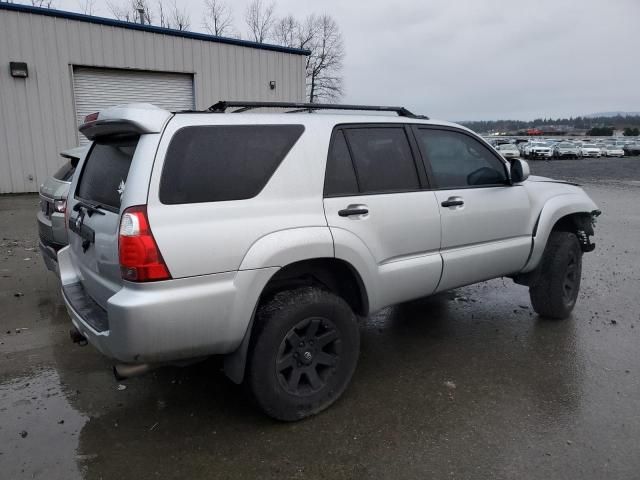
[78,103,172,141]
[60,145,89,160]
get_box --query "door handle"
[338,205,369,217]
[441,197,464,208]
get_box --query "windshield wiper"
[73,200,106,216]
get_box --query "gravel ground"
[0,155,639,479]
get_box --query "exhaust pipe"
[113,363,155,380]
[113,357,206,380]
[69,327,88,346]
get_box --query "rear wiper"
[73,200,106,216]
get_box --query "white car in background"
[579,144,602,158]
[601,145,624,157]
[553,142,580,159]
[495,143,520,159]
[526,141,553,159]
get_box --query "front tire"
[247,287,360,421]
[529,231,583,319]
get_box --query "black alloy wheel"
[276,316,341,395]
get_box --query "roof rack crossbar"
[208,101,428,119]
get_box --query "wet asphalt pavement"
[1,156,639,479]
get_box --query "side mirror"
[510,158,530,183]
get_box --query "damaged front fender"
[520,194,600,274]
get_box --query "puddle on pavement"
[0,368,87,479]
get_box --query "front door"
[412,127,532,292]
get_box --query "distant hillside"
[461,115,640,134]
[585,111,640,118]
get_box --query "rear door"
[323,125,442,309]
[67,135,139,308]
[412,126,532,292]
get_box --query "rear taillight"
[118,206,170,282]
[54,199,66,213]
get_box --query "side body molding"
[521,193,599,273]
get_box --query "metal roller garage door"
[73,67,194,144]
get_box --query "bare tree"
[76,0,97,15]
[156,0,168,27]
[272,15,296,47]
[30,0,55,7]
[303,15,344,102]
[203,0,234,37]
[244,0,275,43]
[173,1,191,29]
[273,13,344,102]
[157,0,190,30]
[107,0,153,24]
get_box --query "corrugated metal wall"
[0,8,306,193]
[72,68,195,145]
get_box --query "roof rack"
[207,101,428,119]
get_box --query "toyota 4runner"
[58,101,600,421]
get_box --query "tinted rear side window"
[160,125,304,204]
[344,128,419,194]
[76,136,138,209]
[53,158,78,182]
[324,131,359,197]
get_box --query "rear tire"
[247,287,360,421]
[529,231,582,319]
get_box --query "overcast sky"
[46,0,640,120]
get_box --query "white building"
[0,3,308,193]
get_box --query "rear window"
[53,158,78,181]
[159,125,304,204]
[76,136,139,210]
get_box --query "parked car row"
[488,137,640,160]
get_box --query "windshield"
[499,144,517,150]
[583,144,596,148]
[558,143,574,148]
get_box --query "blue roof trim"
[0,3,310,56]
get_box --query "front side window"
[416,129,508,189]
[160,125,304,204]
[344,127,419,194]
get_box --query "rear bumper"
[530,151,552,158]
[58,246,278,363]
[37,210,68,245]
[39,240,60,273]
[37,210,67,272]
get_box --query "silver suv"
[59,101,600,421]
[37,146,88,272]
